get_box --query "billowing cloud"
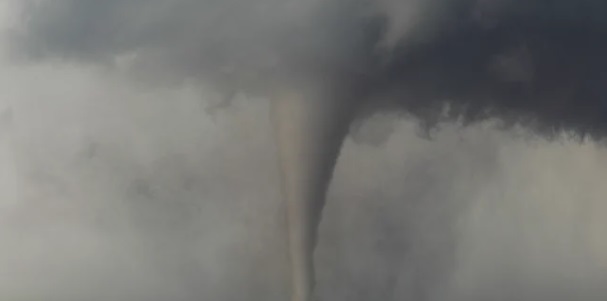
[11,0,607,139]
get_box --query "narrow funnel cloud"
[11,1,607,300]
[271,77,362,301]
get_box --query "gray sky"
[1,1,607,300]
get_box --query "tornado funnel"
[271,77,361,301]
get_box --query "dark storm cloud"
[12,0,607,138]
[12,0,384,94]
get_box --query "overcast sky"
[1,1,607,300]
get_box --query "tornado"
[13,0,607,300]
[270,76,362,301]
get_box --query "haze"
[1,1,607,300]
